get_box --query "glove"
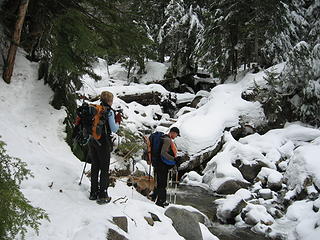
[115,112,122,124]
[174,156,182,166]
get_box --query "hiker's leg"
[150,168,158,200]
[90,143,99,195]
[97,142,111,198]
[156,163,168,204]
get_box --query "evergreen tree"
[131,0,170,63]
[198,0,306,80]
[252,69,292,128]
[306,0,320,44]
[259,0,308,66]
[197,0,251,80]
[160,0,203,78]
[0,140,49,240]
[280,41,320,125]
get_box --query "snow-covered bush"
[280,42,320,126]
[252,42,320,127]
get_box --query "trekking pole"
[79,162,87,185]
[174,169,178,204]
[167,169,170,202]
[168,169,173,203]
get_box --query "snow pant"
[89,138,111,198]
[155,161,171,204]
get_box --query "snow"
[257,167,283,186]
[202,134,249,192]
[2,49,320,240]
[139,61,168,84]
[285,200,320,240]
[199,223,219,240]
[285,143,320,191]
[0,51,214,240]
[242,203,274,225]
[174,70,268,156]
[215,189,251,223]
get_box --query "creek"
[169,184,269,240]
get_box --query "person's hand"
[174,156,182,166]
[115,112,122,124]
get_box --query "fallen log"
[118,91,162,106]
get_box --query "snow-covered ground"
[0,51,217,240]
[1,50,320,240]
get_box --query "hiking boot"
[89,193,97,200]
[96,196,112,205]
[155,201,169,208]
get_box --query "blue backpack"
[149,132,165,166]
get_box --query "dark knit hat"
[170,127,180,136]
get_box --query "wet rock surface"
[171,185,269,240]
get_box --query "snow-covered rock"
[215,189,251,223]
[241,203,274,226]
[256,167,283,191]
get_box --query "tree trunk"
[2,0,29,84]
[254,30,259,63]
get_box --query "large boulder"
[165,206,203,240]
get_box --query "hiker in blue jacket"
[89,91,122,204]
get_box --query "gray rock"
[259,189,273,200]
[233,159,268,182]
[107,229,128,240]
[190,96,203,108]
[268,181,282,192]
[144,216,154,226]
[189,211,207,225]
[165,206,203,240]
[112,216,128,233]
[148,212,161,222]
[216,180,250,194]
[217,199,247,224]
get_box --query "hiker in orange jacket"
[89,91,121,204]
[155,127,181,207]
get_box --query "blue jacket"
[107,110,119,133]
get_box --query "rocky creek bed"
[169,184,269,240]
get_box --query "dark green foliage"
[115,127,143,161]
[252,69,295,128]
[158,0,203,79]
[279,41,320,126]
[252,41,320,127]
[196,0,307,80]
[0,140,49,240]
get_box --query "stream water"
[168,184,269,240]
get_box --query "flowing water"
[168,184,269,240]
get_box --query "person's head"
[169,127,180,139]
[100,91,114,106]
